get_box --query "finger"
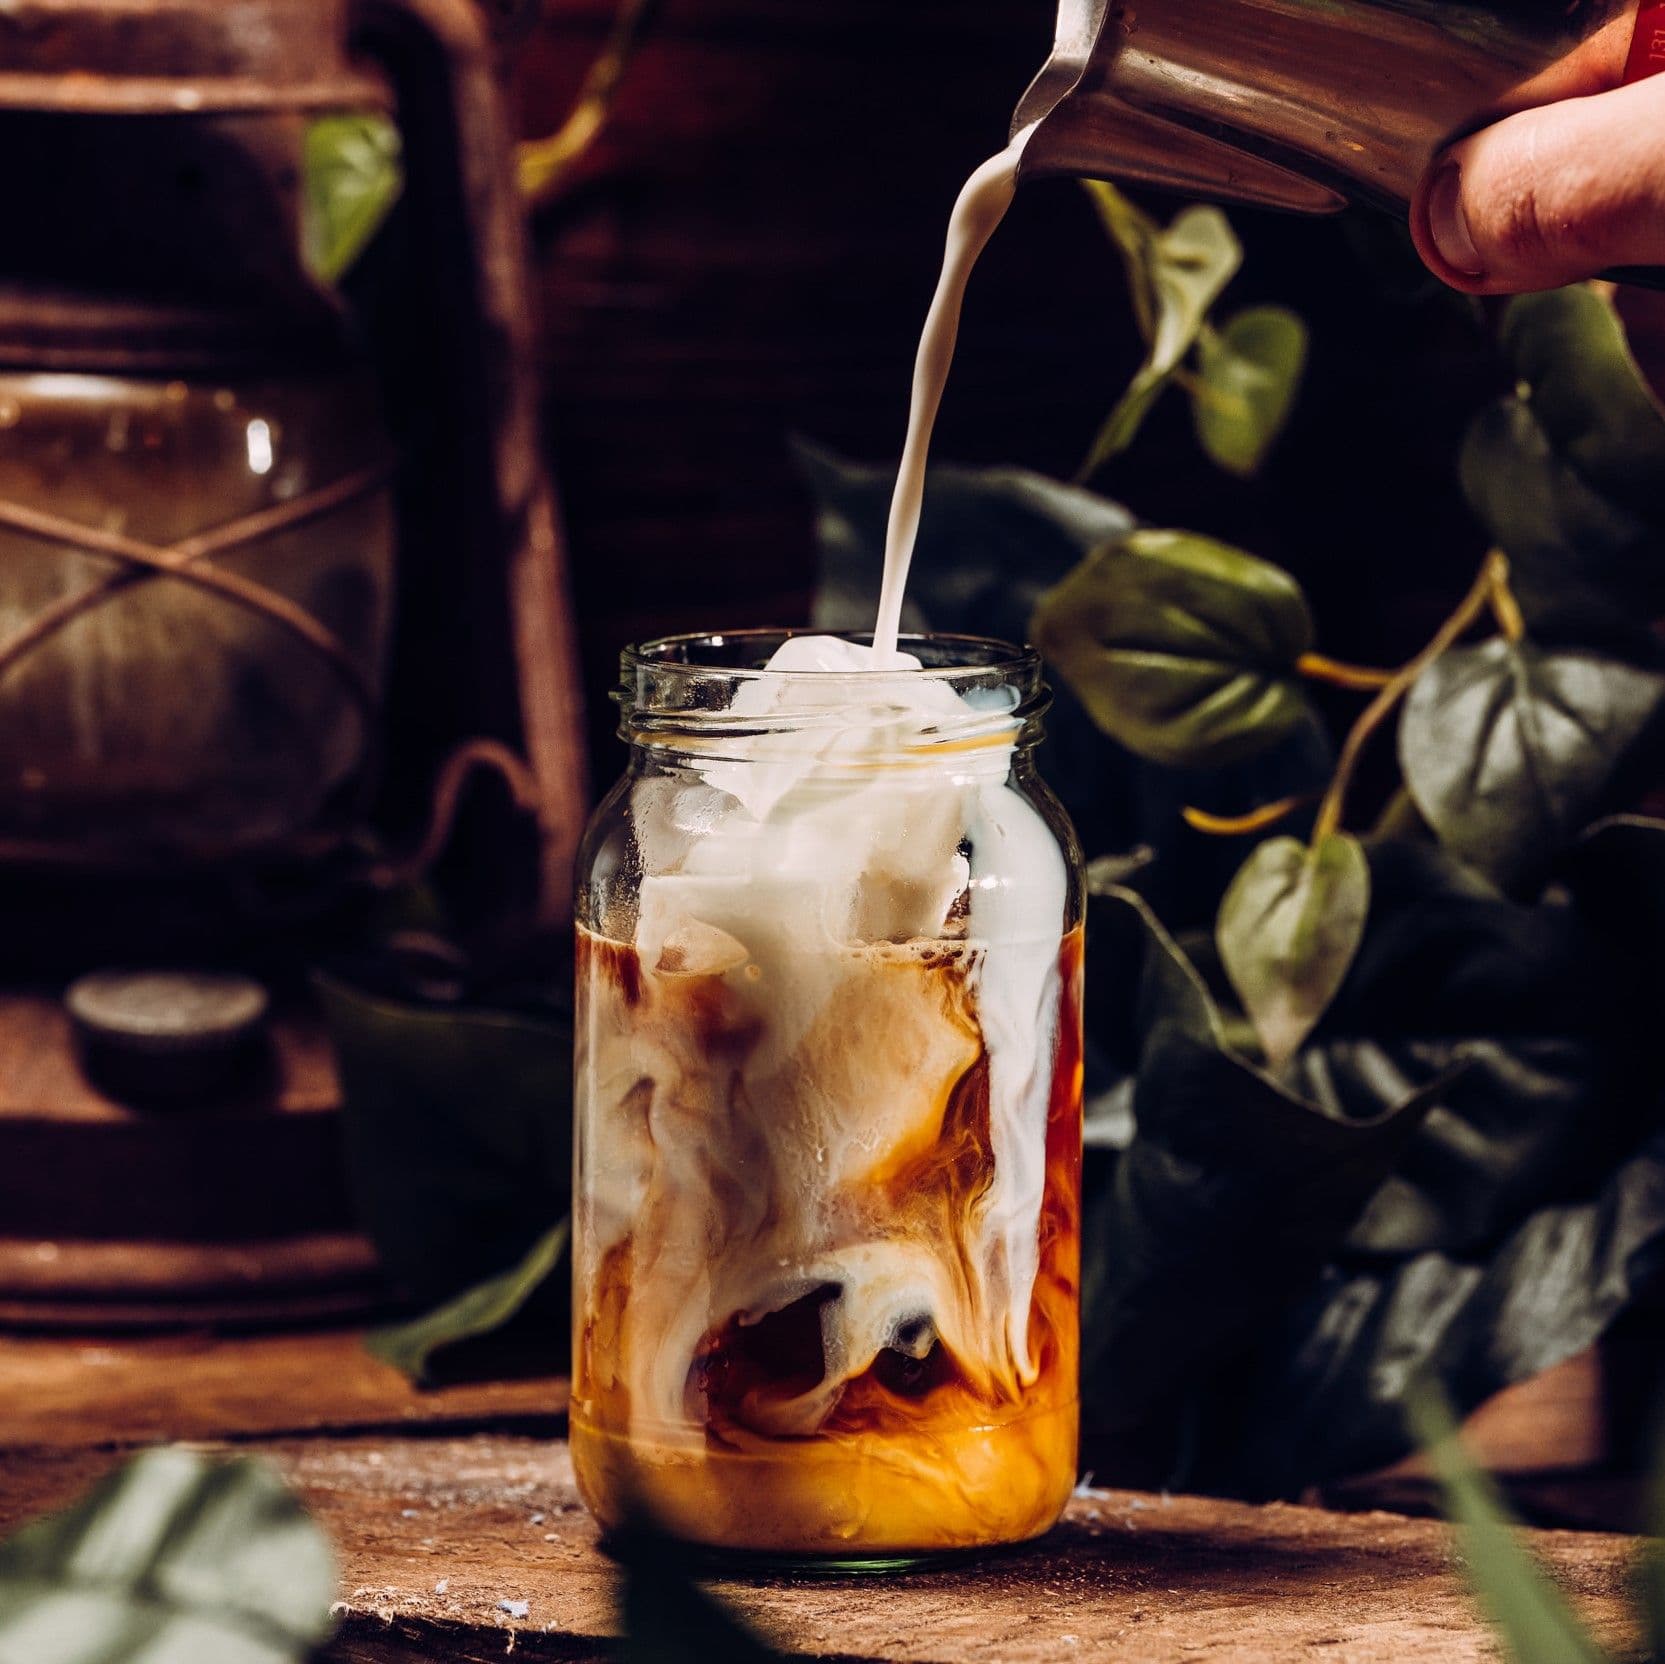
[1411,76,1665,295]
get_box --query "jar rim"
[616,629,1049,753]
[620,628,1039,683]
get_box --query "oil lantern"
[0,0,585,1324]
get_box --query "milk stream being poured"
[873,126,1034,662]
[571,125,1077,1556]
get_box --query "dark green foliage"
[793,438,1133,643]
[1081,890,1443,1442]
[1206,1129,1665,1498]
[611,1523,782,1664]
[1461,287,1665,638]
[318,974,572,1311]
[0,1450,335,1664]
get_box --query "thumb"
[1412,75,1665,294]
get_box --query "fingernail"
[1427,161,1484,277]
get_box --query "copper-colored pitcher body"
[1017,0,1636,213]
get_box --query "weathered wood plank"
[2,1435,1640,1664]
[0,1329,565,1448]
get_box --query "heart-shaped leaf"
[0,1448,335,1664]
[1399,639,1665,888]
[1030,529,1317,767]
[1406,1385,1611,1664]
[1192,306,1309,478]
[1081,184,1242,474]
[1217,832,1370,1069]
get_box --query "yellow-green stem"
[518,0,663,204]
[1182,793,1314,837]
[1296,652,1397,692]
[1311,552,1504,844]
[1488,552,1527,642]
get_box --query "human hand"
[1411,52,1665,295]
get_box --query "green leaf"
[1399,639,1665,889]
[1217,833,1369,1069]
[1461,286,1665,636]
[1501,287,1665,518]
[1081,183,1242,475]
[1192,307,1309,478]
[1031,530,1317,768]
[1405,1384,1610,1664]
[0,1448,335,1664]
[367,1219,569,1385]
[1460,400,1665,644]
[317,973,573,1308]
[302,113,403,286]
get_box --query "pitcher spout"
[1015,0,1633,216]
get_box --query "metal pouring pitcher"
[1014,0,1640,214]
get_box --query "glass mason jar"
[571,630,1085,1565]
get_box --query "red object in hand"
[1625,0,1665,81]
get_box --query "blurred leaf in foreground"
[1406,1383,1609,1664]
[612,1520,781,1664]
[0,1448,334,1664]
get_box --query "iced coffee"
[571,632,1084,1562]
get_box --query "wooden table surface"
[0,1329,1646,1663]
